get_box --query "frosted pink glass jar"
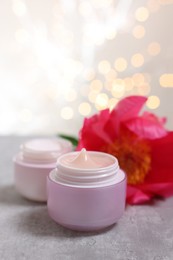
[13,138,72,202]
[47,151,126,231]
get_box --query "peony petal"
[76,109,111,150]
[147,132,173,181]
[76,139,85,151]
[77,126,109,151]
[127,185,151,204]
[142,111,167,125]
[125,116,167,139]
[127,182,173,204]
[141,182,173,198]
[145,168,173,184]
[113,95,147,122]
[104,113,119,141]
[106,96,147,136]
[126,132,173,204]
[92,109,112,144]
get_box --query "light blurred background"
[0,0,173,135]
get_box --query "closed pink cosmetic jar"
[14,138,72,202]
[47,149,126,231]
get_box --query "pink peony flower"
[77,96,173,204]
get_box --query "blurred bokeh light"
[0,0,173,135]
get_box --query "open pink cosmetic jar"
[47,149,126,231]
[14,138,72,202]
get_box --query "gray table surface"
[0,136,173,260]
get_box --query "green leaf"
[58,134,79,147]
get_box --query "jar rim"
[55,151,120,187]
[20,138,73,164]
[57,150,118,172]
[49,168,126,188]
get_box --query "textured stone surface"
[0,136,173,260]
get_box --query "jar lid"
[21,138,73,164]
